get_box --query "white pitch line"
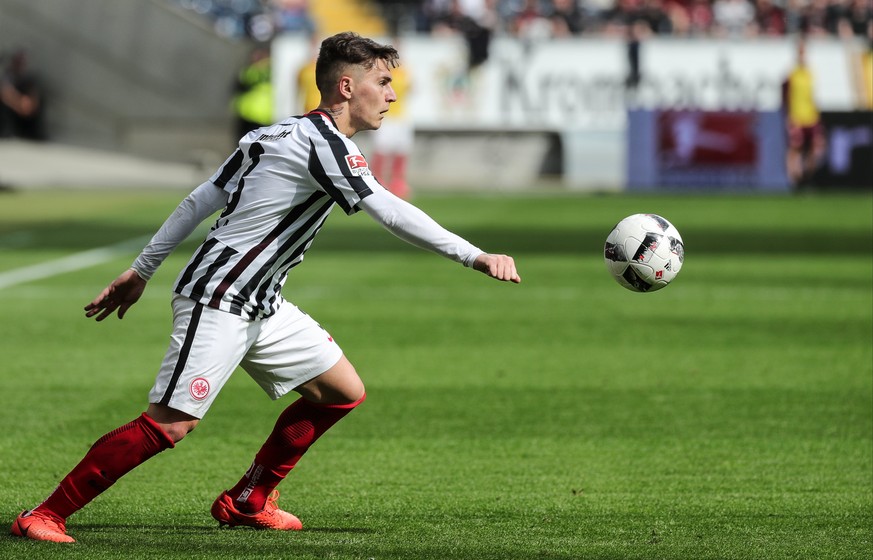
[0,236,150,290]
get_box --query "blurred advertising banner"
[273,36,863,131]
[814,111,873,189]
[627,109,790,191]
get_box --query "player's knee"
[297,355,365,405]
[161,419,199,443]
[317,377,365,406]
[145,404,200,443]
[342,378,366,405]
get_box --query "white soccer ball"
[603,213,685,292]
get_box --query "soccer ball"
[603,214,685,292]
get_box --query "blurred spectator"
[754,0,786,35]
[551,0,588,35]
[0,49,46,141]
[712,0,756,38]
[638,0,674,34]
[413,0,447,33]
[626,19,651,89]
[783,0,807,34]
[598,0,673,36]
[175,0,871,41]
[685,0,716,35]
[432,0,494,68]
[508,0,554,39]
[171,0,315,40]
[271,0,316,35]
[232,46,273,140]
[799,0,832,36]
[832,0,873,37]
[782,39,826,187]
[601,0,643,36]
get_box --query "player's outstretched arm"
[357,190,521,283]
[472,253,521,283]
[84,268,147,321]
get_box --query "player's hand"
[84,269,147,321]
[473,253,521,284]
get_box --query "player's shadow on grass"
[58,523,378,541]
[5,219,871,256]
[71,523,375,534]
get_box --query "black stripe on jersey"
[240,197,335,318]
[210,190,329,310]
[189,245,238,302]
[177,238,239,300]
[220,142,265,220]
[306,113,373,198]
[176,238,220,292]
[213,149,244,188]
[159,301,204,405]
[308,139,353,214]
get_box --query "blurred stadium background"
[0,0,871,192]
[1,4,871,558]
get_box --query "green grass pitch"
[0,189,870,560]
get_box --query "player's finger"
[499,257,517,282]
[492,258,520,283]
[84,301,107,317]
[84,287,112,311]
[94,305,117,321]
[117,302,132,320]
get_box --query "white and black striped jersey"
[173,111,380,320]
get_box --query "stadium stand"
[168,0,872,41]
[169,0,386,39]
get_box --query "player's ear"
[339,75,353,100]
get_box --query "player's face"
[348,58,396,134]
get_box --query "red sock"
[34,413,174,520]
[227,394,365,512]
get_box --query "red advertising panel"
[657,111,758,168]
[626,109,790,192]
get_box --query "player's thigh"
[296,354,364,404]
[241,301,348,401]
[149,294,251,419]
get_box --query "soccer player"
[782,38,825,187]
[10,31,520,544]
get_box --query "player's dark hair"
[315,32,399,96]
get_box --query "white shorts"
[149,294,343,418]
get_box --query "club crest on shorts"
[190,377,210,401]
[344,154,371,176]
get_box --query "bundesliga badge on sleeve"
[345,154,372,177]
